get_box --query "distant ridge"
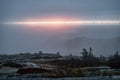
[63,37,120,56]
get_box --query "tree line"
[50,47,120,69]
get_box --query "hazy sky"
[0,0,120,54]
[0,0,120,20]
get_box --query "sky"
[0,0,120,55]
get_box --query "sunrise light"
[4,20,120,26]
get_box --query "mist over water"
[0,25,120,56]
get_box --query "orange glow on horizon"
[3,20,120,30]
[3,16,120,28]
[4,20,120,25]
